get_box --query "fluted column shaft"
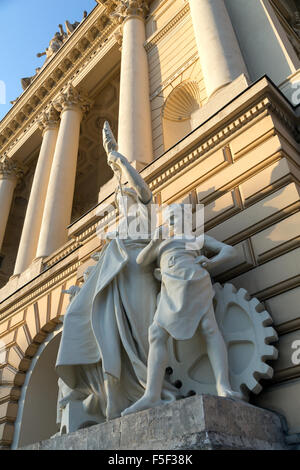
[13,106,60,275]
[36,84,91,259]
[0,159,21,251]
[189,0,248,98]
[117,1,153,165]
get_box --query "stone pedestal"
[20,395,287,450]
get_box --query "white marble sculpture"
[122,205,243,415]
[56,122,277,430]
[56,123,177,423]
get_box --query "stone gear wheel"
[166,282,278,400]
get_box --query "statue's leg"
[200,306,243,400]
[121,321,169,416]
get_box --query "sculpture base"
[20,395,287,450]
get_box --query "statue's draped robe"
[56,233,177,421]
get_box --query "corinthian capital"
[38,104,60,133]
[0,157,23,181]
[53,83,93,117]
[107,0,149,23]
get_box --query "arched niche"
[162,81,201,151]
[12,325,62,449]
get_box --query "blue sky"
[0,0,96,121]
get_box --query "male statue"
[122,204,243,416]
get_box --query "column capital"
[0,158,23,182]
[103,1,149,23]
[38,104,60,134]
[53,83,93,117]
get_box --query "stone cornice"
[148,95,298,193]
[0,4,117,158]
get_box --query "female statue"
[56,124,176,423]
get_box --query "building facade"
[0,0,299,449]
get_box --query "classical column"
[189,0,248,98]
[35,84,92,259]
[0,159,21,252]
[115,0,153,166]
[13,105,60,275]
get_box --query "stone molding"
[44,239,81,269]
[53,83,93,117]
[37,104,60,134]
[0,157,23,181]
[148,97,298,193]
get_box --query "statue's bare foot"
[121,396,164,416]
[217,386,244,401]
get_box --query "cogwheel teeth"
[213,283,278,396]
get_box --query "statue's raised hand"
[102,121,125,173]
[102,121,118,155]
